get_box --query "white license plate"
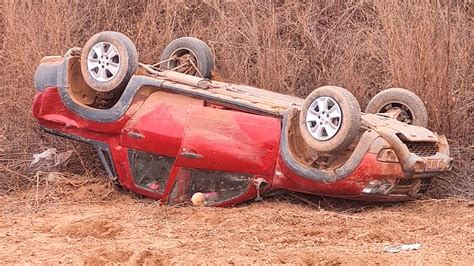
[425,159,445,171]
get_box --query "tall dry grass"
[1,0,472,197]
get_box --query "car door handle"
[181,151,203,159]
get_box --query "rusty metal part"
[150,55,177,68]
[379,108,402,120]
[186,55,204,77]
[162,71,211,89]
[138,62,160,75]
[168,61,190,72]
[138,63,210,88]
[146,53,203,77]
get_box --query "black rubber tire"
[160,37,214,79]
[365,88,428,127]
[81,31,138,93]
[299,86,361,153]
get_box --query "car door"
[117,91,204,200]
[167,105,281,206]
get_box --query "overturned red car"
[32,31,452,206]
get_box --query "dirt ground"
[0,178,472,265]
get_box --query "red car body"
[32,55,452,206]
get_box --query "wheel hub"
[87,42,121,82]
[167,48,202,77]
[305,96,342,141]
[380,103,413,124]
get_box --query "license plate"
[425,159,444,171]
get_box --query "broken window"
[169,168,253,206]
[128,149,175,193]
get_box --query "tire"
[365,88,428,127]
[160,37,214,79]
[81,31,138,93]
[299,86,361,153]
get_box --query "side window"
[128,149,175,193]
[169,168,253,206]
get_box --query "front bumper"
[277,109,452,201]
[362,113,452,177]
[376,131,452,177]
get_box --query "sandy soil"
[0,178,472,265]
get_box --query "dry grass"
[1,0,472,197]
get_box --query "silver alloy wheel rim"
[306,96,342,141]
[87,42,120,82]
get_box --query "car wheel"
[299,86,361,153]
[160,37,214,79]
[365,88,428,127]
[80,31,138,93]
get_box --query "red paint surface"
[175,105,280,175]
[33,87,407,205]
[273,153,404,196]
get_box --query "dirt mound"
[57,219,123,239]
[84,248,133,265]
[70,181,117,202]
[0,174,120,213]
[84,248,167,265]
